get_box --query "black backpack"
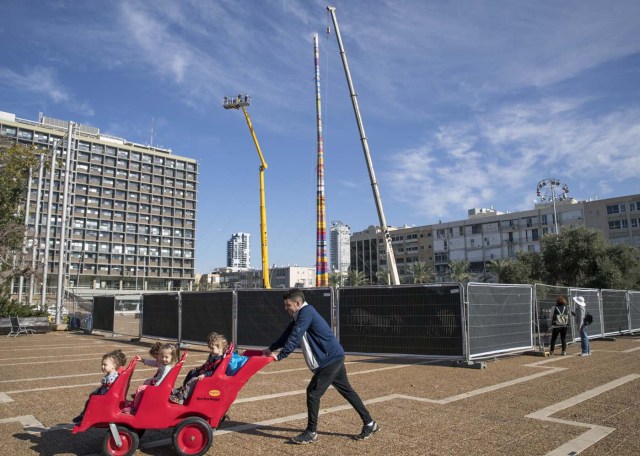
[584,312,593,326]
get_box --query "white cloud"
[386,95,640,221]
[0,67,93,116]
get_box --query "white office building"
[227,232,250,269]
[330,221,351,274]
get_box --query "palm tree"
[408,261,435,284]
[346,269,368,286]
[486,259,511,283]
[448,260,472,283]
[375,267,390,285]
[328,271,344,289]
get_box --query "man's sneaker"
[355,421,380,440]
[579,352,591,356]
[290,430,318,444]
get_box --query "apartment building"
[0,111,197,298]
[216,265,315,289]
[350,194,640,283]
[227,232,250,269]
[351,224,434,284]
[330,221,351,274]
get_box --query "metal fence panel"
[180,291,233,344]
[630,291,640,333]
[236,288,332,347]
[467,283,533,359]
[534,284,573,348]
[113,295,142,338]
[141,293,179,340]
[92,296,114,332]
[338,284,463,357]
[601,289,630,335]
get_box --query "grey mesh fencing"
[568,288,601,341]
[180,291,233,345]
[68,292,93,331]
[534,284,573,349]
[466,282,533,359]
[92,296,115,333]
[629,291,640,333]
[337,284,464,358]
[113,294,142,338]
[141,293,180,340]
[236,288,333,348]
[601,289,630,336]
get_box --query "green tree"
[540,226,608,286]
[600,244,640,289]
[0,139,42,292]
[346,269,368,286]
[448,260,472,283]
[408,261,435,284]
[498,226,640,289]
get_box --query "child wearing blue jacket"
[263,288,379,444]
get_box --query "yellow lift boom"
[223,94,271,288]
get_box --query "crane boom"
[326,6,400,285]
[223,95,271,288]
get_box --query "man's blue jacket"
[269,303,344,371]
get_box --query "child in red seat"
[170,332,228,405]
[131,343,179,412]
[73,349,127,423]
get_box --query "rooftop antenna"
[150,117,155,147]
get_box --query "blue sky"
[1,0,639,274]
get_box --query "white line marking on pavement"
[6,342,105,351]
[526,374,640,456]
[0,392,13,403]
[0,349,147,362]
[0,415,44,433]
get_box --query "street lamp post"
[536,178,570,234]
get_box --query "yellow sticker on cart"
[209,390,221,397]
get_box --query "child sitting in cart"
[140,341,163,368]
[170,332,228,405]
[131,343,179,412]
[72,349,127,423]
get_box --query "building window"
[607,204,626,214]
[608,220,628,230]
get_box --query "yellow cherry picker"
[222,94,271,288]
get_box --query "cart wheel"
[101,425,139,456]
[172,417,213,456]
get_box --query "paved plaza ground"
[1,330,639,455]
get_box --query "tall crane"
[326,6,400,285]
[223,94,271,289]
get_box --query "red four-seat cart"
[72,344,272,456]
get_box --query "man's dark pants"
[306,357,372,432]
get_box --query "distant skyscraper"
[330,221,351,274]
[227,233,250,269]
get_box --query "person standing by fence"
[549,297,570,355]
[572,296,591,356]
